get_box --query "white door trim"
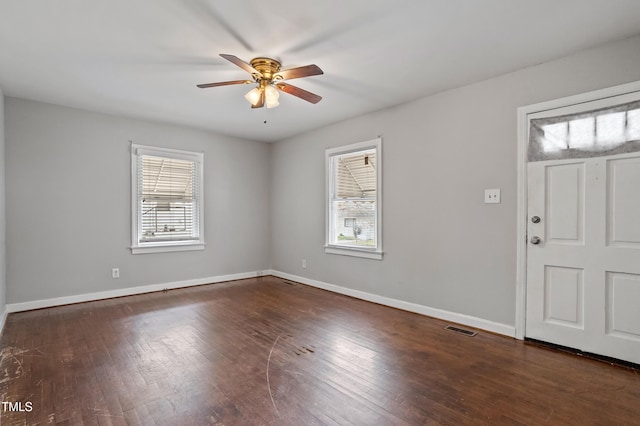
[515,80,640,340]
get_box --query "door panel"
[544,266,584,328]
[607,157,640,247]
[546,164,584,244]
[526,152,640,364]
[606,272,640,341]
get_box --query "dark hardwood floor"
[0,276,638,425]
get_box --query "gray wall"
[269,34,640,327]
[4,34,640,326]
[5,99,270,304]
[0,88,5,318]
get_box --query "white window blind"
[131,144,204,254]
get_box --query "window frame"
[325,137,383,260]
[131,143,205,254]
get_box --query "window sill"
[131,242,205,255]
[325,246,383,260]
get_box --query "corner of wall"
[0,86,6,333]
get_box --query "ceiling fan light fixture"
[244,87,262,106]
[265,85,280,109]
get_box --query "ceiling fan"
[197,54,323,109]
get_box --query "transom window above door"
[529,100,640,161]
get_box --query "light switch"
[484,189,501,204]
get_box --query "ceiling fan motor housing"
[250,57,282,82]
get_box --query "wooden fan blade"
[276,83,322,104]
[220,54,261,76]
[197,80,250,88]
[274,64,323,81]
[251,90,265,108]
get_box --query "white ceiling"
[1,1,640,142]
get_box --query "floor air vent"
[444,325,477,337]
[281,280,296,286]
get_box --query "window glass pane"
[141,155,194,200]
[627,109,640,140]
[540,122,568,152]
[139,200,197,242]
[335,151,376,198]
[331,200,376,247]
[596,112,626,147]
[568,117,594,149]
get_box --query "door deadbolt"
[531,216,541,224]
[530,236,541,245]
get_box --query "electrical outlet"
[112,268,120,279]
[302,259,307,269]
[484,189,501,204]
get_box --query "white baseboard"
[269,270,516,338]
[6,270,271,313]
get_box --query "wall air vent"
[444,325,477,337]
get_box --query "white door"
[525,100,640,365]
